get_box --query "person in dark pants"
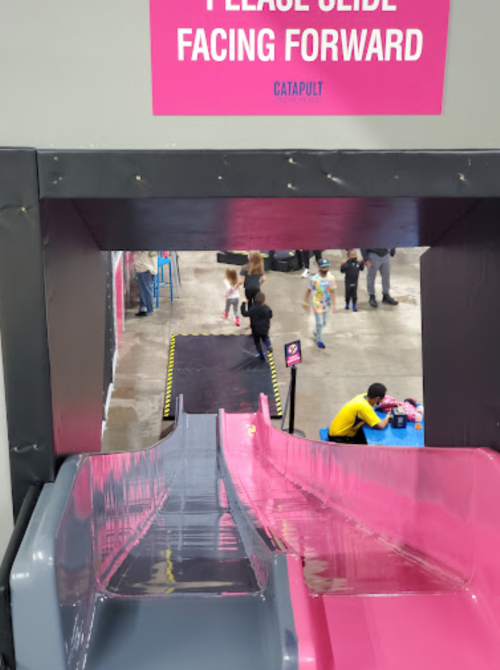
[134,251,158,317]
[241,292,273,360]
[360,248,398,308]
[239,251,266,310]
[340,249,364,312]
[296,250,323,278]
[328,383,391,444]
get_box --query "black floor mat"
[164,334,282,419]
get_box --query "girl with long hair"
[239,251,266,309]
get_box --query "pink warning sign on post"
[149,0,450,116]
[285,340,302,367]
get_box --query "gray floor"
[102,249,424,452]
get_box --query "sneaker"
[235,317,240,326]
[301,269,310,278]
[317,342,326,349]
[382,294,399,306]
[223,311,228,318]
[369,295,378,308]
[136,311,148,317]
[345,303,350,310]
[255,352,265,360]
[353,303,358,312]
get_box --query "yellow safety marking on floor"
[267,350,282,418]
[164,335,177,418]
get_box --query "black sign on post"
[282,340,304,437]
[284,340,302,368]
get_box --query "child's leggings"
[225,298,239,316]
[245,288,259,309]
[345,283,358,305]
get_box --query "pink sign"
[285,340,302,366]
[149,0,450,116]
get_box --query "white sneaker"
[301,269,310,278]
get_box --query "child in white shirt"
[223,267,240,326]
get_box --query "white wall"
[0,327,13,560]
[0,1,499,150]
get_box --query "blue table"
[320,411,424,448]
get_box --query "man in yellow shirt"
[329,383,391,444]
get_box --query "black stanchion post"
[289,365,297,435]
[283,341,304,437]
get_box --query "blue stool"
[319,427,329,442]
[153,255,174,308]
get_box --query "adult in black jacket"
[360,248,398,308]
[241,292,273,360]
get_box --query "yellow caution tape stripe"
[164,334,176,418]
[267,351,283,418]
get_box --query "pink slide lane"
[221,395,500,670]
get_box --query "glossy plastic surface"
[11,401,297,670]
[12,395,500,670]
[222,395,500,670]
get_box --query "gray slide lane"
[10,407,297,670]
[106,415,257,596]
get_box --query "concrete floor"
[102,249,424,452]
